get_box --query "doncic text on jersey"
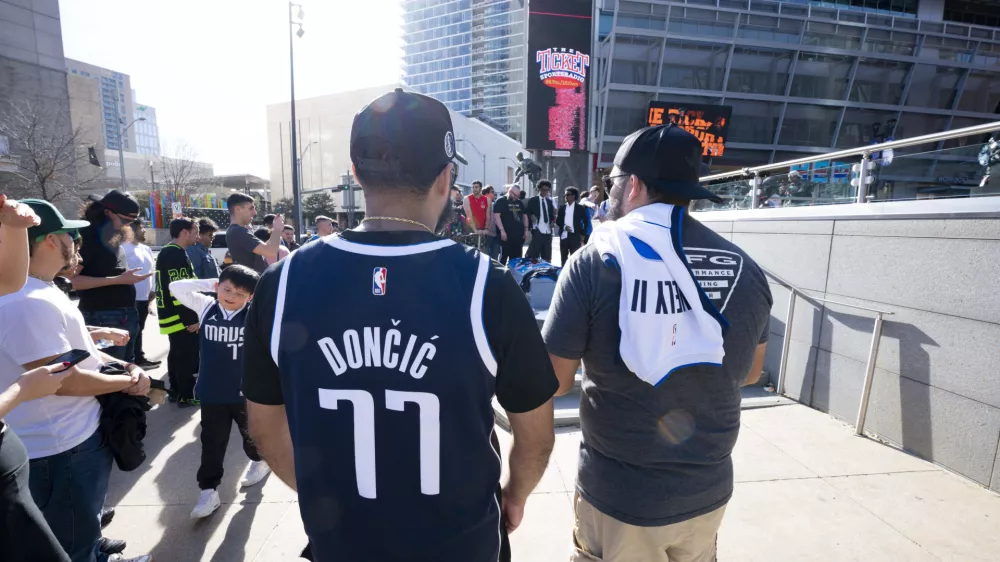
[317,325,437,378]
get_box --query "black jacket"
[556,203,590,237]
[525,195,556,231]
[96,364,153,472]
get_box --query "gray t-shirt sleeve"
[229,225,263,256]
[541,249,594,360]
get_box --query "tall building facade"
[65,59,136,152]
[402,0,527,142]
[592,0,1000,170]
[134,102,161,156]
[0,0,75,201]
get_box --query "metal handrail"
[762,268,893,436]
[700,119,1000,185]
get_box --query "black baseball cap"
[22,199,90,241]
[614,124,722,204]
[350,88,467,185]
[88,189,140,217]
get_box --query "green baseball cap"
[22,199,90,241]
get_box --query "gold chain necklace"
[361,216,434,234]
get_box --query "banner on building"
[647,102,733,157]
[525,0,592,151]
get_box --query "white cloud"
[59,0,402,177]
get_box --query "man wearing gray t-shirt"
[225,193,283,274]
[543,125,772,562]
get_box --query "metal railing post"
[776,291,796,395]
[855,312,885,436]
[855,152,871,204]
[750,172,762,209]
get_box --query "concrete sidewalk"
[109,328,1000,561]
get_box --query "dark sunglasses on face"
[603,174,629,191]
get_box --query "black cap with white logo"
[350,88,467,183]
[614,124,722,204]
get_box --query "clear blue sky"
[59,0,402,177]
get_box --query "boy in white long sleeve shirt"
[169,264,271,519]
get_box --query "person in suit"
[556,186,590,264]
[524,180,557,262]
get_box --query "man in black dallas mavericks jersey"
[243,88,559,562]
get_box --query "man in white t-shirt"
[0,200,152,562]
[123,220,159,369]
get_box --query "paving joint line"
[820,474,942,560]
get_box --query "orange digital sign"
[647,102,732,157]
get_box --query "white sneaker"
[109,554,153,562]
[240,460,271,487]
[190,489,221,519]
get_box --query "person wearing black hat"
[242,88,558,562]
[72,190,153,362]
[0,199,152,562]
[543,124,773,562]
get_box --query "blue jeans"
[28,431,112,562]
[487,235,502,261]
[82,307,139,362]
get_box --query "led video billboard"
[647,102,733,157]
[525,0,592,151]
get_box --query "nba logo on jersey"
[372,267,387,296]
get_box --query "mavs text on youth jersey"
[242,230,558,562]
[197,301,248,404]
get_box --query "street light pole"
[458,138,487,187]
[116,115,146,192]
[288,2,305,237]
[298,141,318,192]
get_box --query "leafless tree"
[0,99,103,203]
[155,141,212,189]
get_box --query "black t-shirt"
[493,195,526,241]
[78,221,135,311]
[243,229,557,412]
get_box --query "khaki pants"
[571,493,726,562]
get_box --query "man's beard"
[434,196,454,234]
[607,185,626,221]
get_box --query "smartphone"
[46,349,91,372]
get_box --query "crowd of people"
[0,87,772,562]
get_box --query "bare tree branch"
[0,99,99,204]
[155,141,211,190]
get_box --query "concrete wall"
[695,199,1000,492]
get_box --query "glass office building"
[66,59,136,153]
[402,0,527,142]
[134,103,161,157]
[592,0,1000,170]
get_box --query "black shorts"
[0,425,70,562]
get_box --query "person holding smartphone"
[0,199,152,562]
[0,194,73,561]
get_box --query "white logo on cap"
[444,131,455,158]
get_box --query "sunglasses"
[36,229,80,243]
[603,174,630,191]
